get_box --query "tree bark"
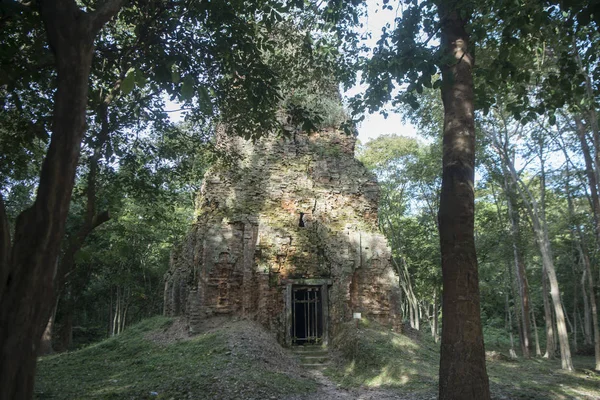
[506,289,518,359]
[56,306,74,352]
[567,125,600,370]
[0,2,122,399]
[433,288,439,342]
[574,117,600,246]
[505,180,531,358]
[531,305,542,356]
[541,265,556,358]
[538,224,573,369]
[436,6,490,400]
[38,301,58,356]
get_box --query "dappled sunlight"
[391,334,419,351]
[486,355,600,399]
[343,359,357,375]
[365,364,411,387]
[328,322,439,395]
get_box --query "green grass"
[488,356,600,399]
[326,321,439,395]
[35,317,600,399]
[326,321,600,400]
[35,317,315,400]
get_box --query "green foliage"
[358,134,442,317]
[59,123,212,337]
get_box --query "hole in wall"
[299,212,305,227]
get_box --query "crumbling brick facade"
[164,128,401,345]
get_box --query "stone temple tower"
[163,127,401,345]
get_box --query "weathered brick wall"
[164,128,402,342]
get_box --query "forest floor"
[35,316,600,400]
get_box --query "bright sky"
[346,0,418,145]
[345,3,419,145]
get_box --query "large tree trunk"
[436,6,490,400]
[0,2,122,399]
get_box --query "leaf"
[171,69,180,84]
[198,85,212,113]
[121,69,136,95]
[134,70,147,87]
[180,75,195,100]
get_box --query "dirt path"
[285,369,435,400]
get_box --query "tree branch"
[89,0,126,34]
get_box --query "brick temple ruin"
[163,128,401,345]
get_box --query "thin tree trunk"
[531,305,542,357]
[562,136,600,369]
[121,291,129,332]
[57,307,74,352]
[108,288,114,337]
[571,258,579,354]
[573,40,600,229]
[505,181,531,358]
[491,125,573,370]
[433,289,439,343]
[436,5,490,399]
[38,299,59,356]
[113,286,120,336]
[586,261,600,370]
[540,241,573,369]
[581,265,592,345]
[573,301,578,354]
[542,263,555,358]
[575,225,600,370]
[506,290,518,359]
[413,301,420,331]
[574,118,600,243]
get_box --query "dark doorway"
[292,286,323,345]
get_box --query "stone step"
[297,354,329,360]
[291,345,327,352]
[292,351,327,356]
[291,345,330,370]
[300,362,330,370]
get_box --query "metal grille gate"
[292,286,323,345]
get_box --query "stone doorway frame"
[285,278,332,347]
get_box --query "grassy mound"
[35,317,316,400]
[327,321,600,400]
[326,321,438,395]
